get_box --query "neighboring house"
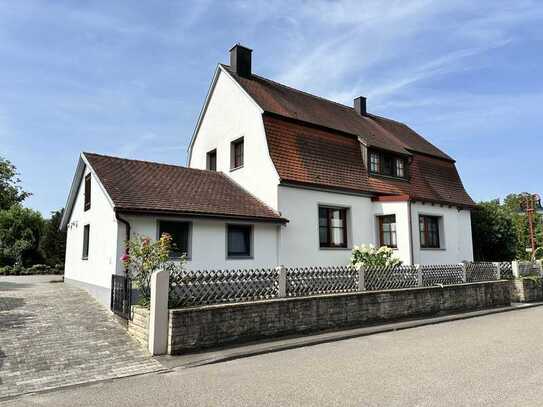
[61,44,474,306]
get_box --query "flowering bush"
[122,233,186,306]
[350,244,402,269]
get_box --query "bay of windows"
[368,151,407,179]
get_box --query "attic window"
[84,174,91,211]
[368,150,407,179]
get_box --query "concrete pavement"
[5,305,543,406]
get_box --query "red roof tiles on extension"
[83,152,287,223]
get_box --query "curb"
[161,302,543,370]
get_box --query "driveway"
[0,276,162,399]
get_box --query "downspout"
[407,200,415,265]
[115,212,131,274]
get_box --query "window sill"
[319,247,351,251]
[227,255,253,260]
[230,165,244,172]
[369,173,409,182]
[420,247,446,251]
[82,257,88,261]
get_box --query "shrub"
[0,263,62,275]
[122,233,186,307]
[351,244,402,269]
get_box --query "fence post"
[493,262,501,280]
[460,263,467,283]
[358,266,365,291]
[537,260,543,276]
[416,264,422,287]
[148,269,169,356]
[512,260,520,278]
[277,266,287,297]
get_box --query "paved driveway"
[0,276,162,399]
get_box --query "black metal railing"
[111,274,132,320]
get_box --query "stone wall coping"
[168,280,510,314]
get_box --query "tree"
[0,156,31,210]
[471,200,516,261]
[0,205,45,267]
[41,209,67,266]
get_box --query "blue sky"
[1,1,542,216]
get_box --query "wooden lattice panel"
[286,266,358,297]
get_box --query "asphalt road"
[5,306,543,407]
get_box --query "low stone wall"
[128,306,150,349]
[511,278,543,302]
[168,281,511,354]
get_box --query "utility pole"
[521,193,541,260]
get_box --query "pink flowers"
[142,237,150,247]
[120,254,130,263]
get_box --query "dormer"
[367,149,409,180]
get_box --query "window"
[206,149,217,171]
[319,207,348,248]
[396,158,405,178]
[84,174,91,211]
[368,150,407,179]
[419,215,440,249]
[82,224,90,259]
[158,220,190,258]
[227,224,252,258]
[230,138,244,169]
[378,215,397,248]
[370,153,380,173]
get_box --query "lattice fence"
[466,262,497,283]
[499,262,514,280]
[421,264,464,286]
[286,266,358,297]
[365,265,419,291]
[168,262,511,308]
[518,261,542,277]
[170,268,279,307]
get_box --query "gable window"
[368,150,407,179]
[158,220,190,258]
[319,206,348,248]
[227,224,252,258]
[419,215,440,249]
[230,138,244,169]
[206,149,217,171]
[82,224,90,259]
[378,215,397,248]
[84,174,91,211]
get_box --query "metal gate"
[111,274,132,320]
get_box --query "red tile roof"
[264,115,475,207]
[222,64,453,161]
[83,153,287,223]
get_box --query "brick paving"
[0,276,163,399]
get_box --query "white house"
[61,44,474,306]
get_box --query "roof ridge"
[82,152,221,175]
[221,64,357,114]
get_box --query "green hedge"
[0,264,64,276]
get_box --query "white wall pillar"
[277,266,287,297]
[148,269,169,355]
[512,261,520,279]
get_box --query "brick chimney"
[229,44,252,78]
[354,96,367,116]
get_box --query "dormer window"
[368,150,407,179]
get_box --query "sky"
[1,0,542,216]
